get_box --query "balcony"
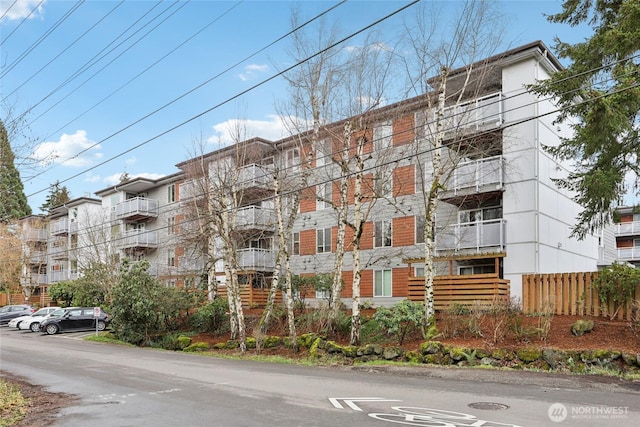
[179,179,204,202]
[24,229,47,242]
[49,245,68,260]
[436,219,506,253]
[28,250,47,265]
[237,164,273,193]
[235,206,275,231]
[441,92,503,136]
[20,274,47,286]
[50,218,77,235]
[440,155,504,201]
[117,230,159,250]
[49,270,78,283]
[115,197,159,221]
[237,248,276,271]
[617,247,640,262]
[178,256,206,273]
[614,221,640,237]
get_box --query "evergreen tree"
[40,181,71,213]
[530,0,640,238]
[0,119,32,222]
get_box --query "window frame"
[374,269,392,297]
[316,228,332,253]
[374,220,392,248]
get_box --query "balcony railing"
[235,206,275,230]
[20,274,47,286]
[49,270,78,283]
[177,256,206,273]
[24,229,47,241]
[436,219,506,253]
[237,164,272,191]
[441,92,503,134]
[447,155,503,195]
[617,247,640,261]
[50,218,69,235]
[115,197,159,221]
[49,245,68,260]
[615,221,640,236]
[237,248,276,271]
[116,230,159,249]
[28,250,47,264]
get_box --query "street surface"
[1,326,639,426]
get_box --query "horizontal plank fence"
[522,272,640,320]
[408,274,510,311]
[216,286,282,308]
[0,293,53,308]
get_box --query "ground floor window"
[374,269,392,297]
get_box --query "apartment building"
[611,206,640,267]
[174,41,604,304]
[16,41,610,307]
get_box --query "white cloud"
[238,63,269,81]
[31,130,102,167]
[102,172,166,186]
[0,0,45,21]
[125,156,137,167]
[84,173,101,183]
[208,115,294,145]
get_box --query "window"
[167,249,176,267]
[316,139,331,167]
[634,238,640,247]
[415,215,425,244]
[166,280,176,288]
[459,265,495,275]
[459,205,502,223]
[415,266,425,277]
[168,184,176,203]
[374,220,392,247]
[374,269,392,297]
[286,148,300,170]
[290,231,300,255]
[375,169,393,197]
[317,182,332,210]
[316,228,331,253]
[167,217,175,234]
[374,122,393,153]
[316,288,330,299]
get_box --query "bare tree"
[402,0,505,325]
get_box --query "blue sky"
[0,0,592,212]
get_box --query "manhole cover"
[468,402,510,411]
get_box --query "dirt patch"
[192,312,640,357]
[0,371,78,427]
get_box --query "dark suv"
[0,305,34,325]
[39,307,110,335]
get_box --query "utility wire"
[0,0,85,78]
[0,0,43,46]
[0,1,126,104]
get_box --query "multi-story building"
[611,206,640,267]
[16,41,613,307]
[94,172,204,287]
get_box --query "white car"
[14,307,62,332]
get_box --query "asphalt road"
[1,326,639,427]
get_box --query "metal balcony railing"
[237,248,276,271]
[617,247,640,261]
[116,230,159,249]
[440,92,503,134]
[614,221,640,236]
[115,197,159,220]
[237,164,272,190]
[235,206,275,230]
[436,219,506,253]
[448,155,503,194]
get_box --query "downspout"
[533,62,540,274]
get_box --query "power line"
[0,0,86,79]
[0,0,43,46]
[0,1,126,104]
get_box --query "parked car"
[0,305,34,325]
[14,307,62,331]
[39,307,110,335]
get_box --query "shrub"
[373,300,425,345]
[593,262,640,319]
[189,298,230,333]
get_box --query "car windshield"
[0,307,10,313]
[32,308,50,316]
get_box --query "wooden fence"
[0,292,53,308]
[407,274,510,311]
[522,272,640,320]
[217,285,282,308]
